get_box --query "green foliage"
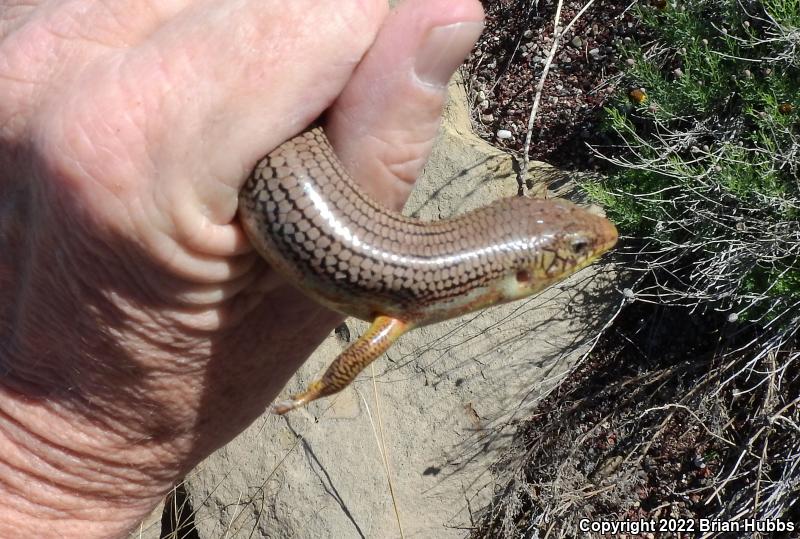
[763,0,800,27]
[587,0,800,321]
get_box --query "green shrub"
[588,0,800,325]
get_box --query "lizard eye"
[570,236,591,257]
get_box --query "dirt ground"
[466,0,643,169]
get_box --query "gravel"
[466,0,647,170]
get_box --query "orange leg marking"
[271,316,409,415]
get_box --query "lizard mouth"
[597,220,619,254]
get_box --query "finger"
[138,0,388,256]
[135,0,388,186]
[0,1,189,47]
[326,0,484,210]
[49,0,389,273]
[0,0,192,139]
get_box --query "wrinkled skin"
[0,1,484,536]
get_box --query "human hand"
[0,0,483,536]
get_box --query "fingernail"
[415,21,484,89]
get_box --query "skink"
[238,126,618,414]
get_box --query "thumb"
[327,0,485,211]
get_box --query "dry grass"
[471,303,798,538]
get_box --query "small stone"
[743,69,752,79]
[482,114,495,123]
[623,288,635,299]
[673,68,684,77]
[480,99,490,110]
[523,29,533,39]
[496,129,513,140]
[626,58,636,66]
[728,312,739,322]
[570,36,583,48]
[702,38,709,46]
[478,90,487,101]
[334,323,350,343]
[589,47,601,58]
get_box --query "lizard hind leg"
[270,315,409,415]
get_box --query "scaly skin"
[238,126,618,413]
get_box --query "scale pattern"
[239,127,617,322]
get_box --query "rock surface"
[132,75,618,539]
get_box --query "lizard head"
[505,198,618,298]
[415,198,618,325]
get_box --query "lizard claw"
[269,397,304,415]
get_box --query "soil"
[466,0,644,170]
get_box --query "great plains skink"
[238,126,618,414]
